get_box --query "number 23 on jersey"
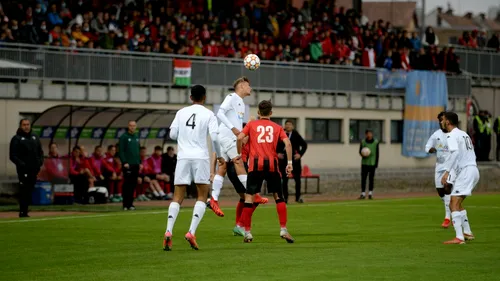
[257,125,273,143]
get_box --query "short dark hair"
[128,120,136,124]
[190,85,206,102]
[258,100,273,117]
[19,118,30,126]
[154,145,162,151]
[437,111,446,120]
[72,146,81,152]
[233,76,250,90]
[167,146,174,152]
[285,119,294,125]
[140,146,147,150]
[107,145,115,151]
[94,145,102,150]
[444,112,459,126]
[365,129,373,134]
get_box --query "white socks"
[159,190,166,197]
[166,202,180,234]
[153,190,160,197]
[189,201,207,235]
[461,209,472,235]
[451,211,464,241]
[237,174,247,189]
[443,195,451,219]
[211,175,224,201]
[368,191,373,196]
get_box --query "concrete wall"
[0,99,467,177]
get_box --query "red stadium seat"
[301,165,320,194]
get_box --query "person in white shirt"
[425,111,454,228]
[163,85,225,251]
[208,77,268,219]
[440,112,480,245]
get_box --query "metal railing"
[0,42,471,97]
[445,44,500,78]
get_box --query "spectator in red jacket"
[401,47,411,70]
[361,42,376,68]
[139,146,168,200]
[43,142,68,183]
[104,145,123,203]
[89,145,113,185]
[69,146,94,203]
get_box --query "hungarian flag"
[173,59,191,86]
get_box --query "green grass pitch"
[1,195,500,281]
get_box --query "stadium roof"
[32,105,177,146]
[0,59,40,69]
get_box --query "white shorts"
[451,166,480,197]
[435,169,457,188]
[219,137,239,161]
[174,159,210,185]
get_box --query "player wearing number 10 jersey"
[440,112,479,245]
[237,100,295,243]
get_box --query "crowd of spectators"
[39,142,177,204]
[0,0,464,73]
[457,30,500,50]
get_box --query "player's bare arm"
[283,138,293,175]
[237,132,246,155]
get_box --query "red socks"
[240,203,254,231]
[276,201,287,228]
[236,200,245,225]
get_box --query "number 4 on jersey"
[186,114,196,129]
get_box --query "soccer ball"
[361,147,371,157]
[244,54,260,71]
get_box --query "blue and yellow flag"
[403,71,448,158]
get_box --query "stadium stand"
[0,0,465,73]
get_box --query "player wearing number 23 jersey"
[242,120,287,173]
[238,100,295,244]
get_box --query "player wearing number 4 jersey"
[440,112,480,245]
[163,85,225,251]
[237,100,295,243]
[208,76,268,221]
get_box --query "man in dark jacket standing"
[277,120,308,203]
[9,119,44,217]
[118,120,142,210]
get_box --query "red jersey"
[242,119,288,173]
[241,142,250,163]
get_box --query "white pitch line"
[0,199,498,224]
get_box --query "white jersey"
[169,104,219,160]
[425,129,450,172]
[217,93,245,141]
[446,128,477,172]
